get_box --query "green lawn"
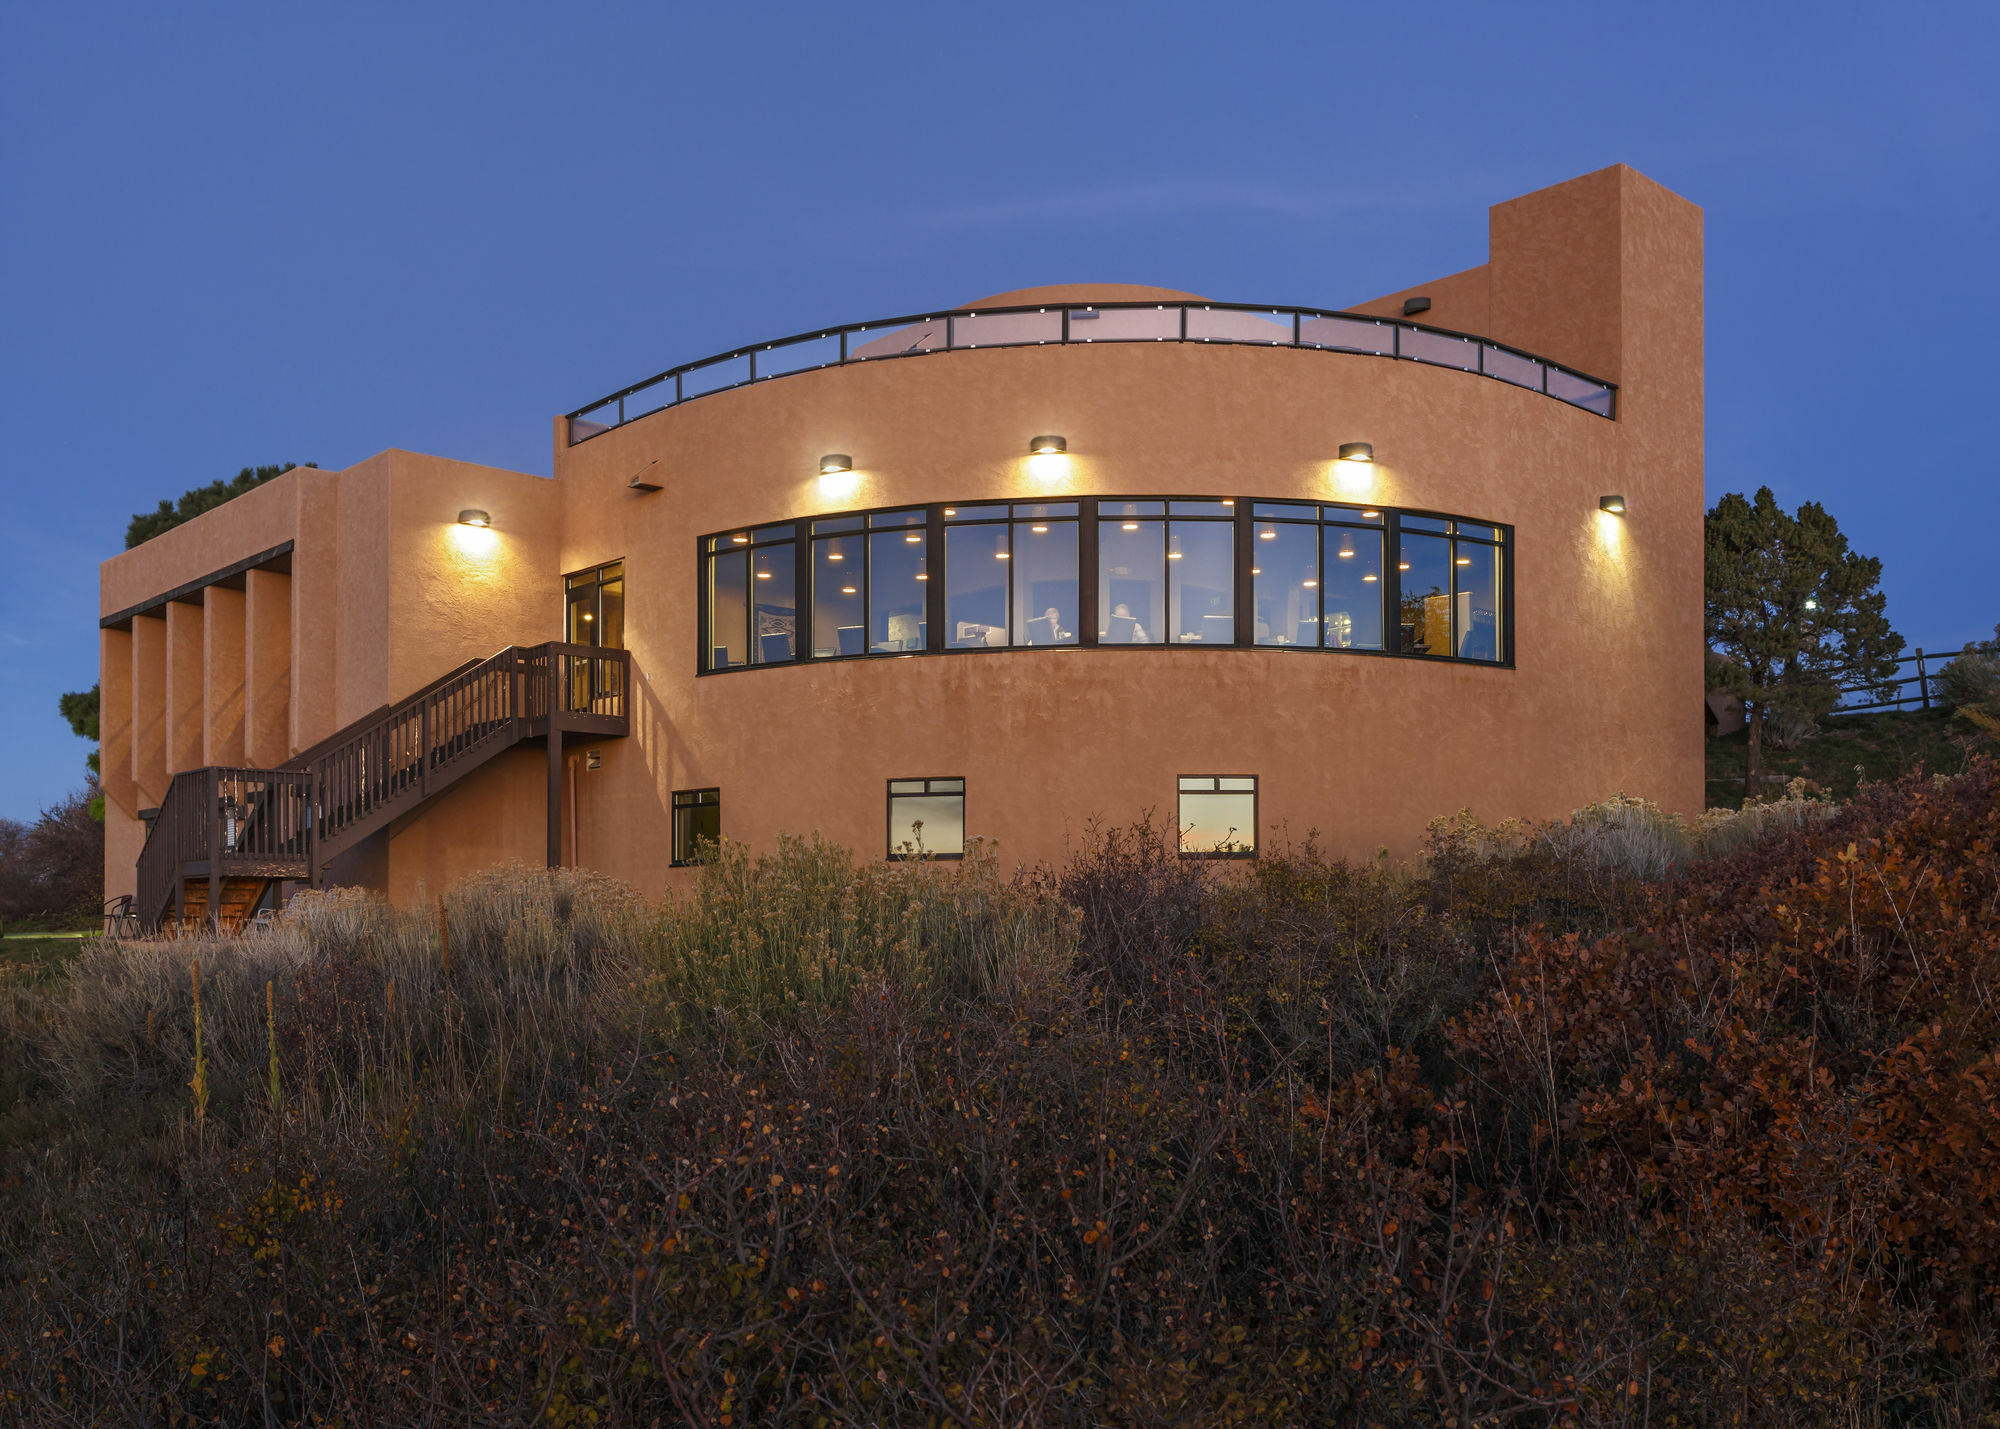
[0,930,94,982]
[1706,705,1994,809]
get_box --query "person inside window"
[1031,606,1067,644]
[1108,602,1150,643]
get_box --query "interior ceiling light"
[1600,494,1627,515]
[457,509,491,527]
[1338,443,1374,463]
[1029,434,1067,455]
[819,453,852,475]
[731,533,749,544]
[1363,574,1378,582]
[1122,521,1139,531]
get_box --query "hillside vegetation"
[4,769,2000,1425]
[1706,704,1993,809]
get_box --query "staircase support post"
[546,654,563,869]
[208,769,222,934]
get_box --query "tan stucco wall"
[244,567,291,767]
[97,164,1703,910]
[99,451,560,903]
[203,585,246,766]
[550,164,1703,896]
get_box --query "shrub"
[4,771,1996,1424]
[0,783,103,928]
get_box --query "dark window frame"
[938,501,1085,654]
[696,499,1512,675]
[671,787,721,867]
[1176,774,1259,860]
[885,776,966,861]
[564,559,626,646]
[700,525,799,672]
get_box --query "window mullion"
[1079,498,1100,647]
[926,506,945,652]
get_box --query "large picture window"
[887,777,965,859]
[942,502,1082,649]
[705,525,796,670]
[1397,515,1505,662]
[1178,776,1256,857]
[702,498,1507,672]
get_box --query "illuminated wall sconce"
[819,453,853,475]
[1029,434,1067,455]
[1599,494,1626,515]
[457,509,491,527]
[1338,443,1374,463]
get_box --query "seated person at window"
[1029,606,1068,645]
[1105,602,1150,643]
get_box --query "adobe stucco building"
[99,164,1703,929]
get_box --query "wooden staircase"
[172,877,276,936]
[135,641,629,935]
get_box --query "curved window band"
[701,498,1509,673]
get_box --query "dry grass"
[5,777,1993,1425]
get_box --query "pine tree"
[1706,487,1903,801]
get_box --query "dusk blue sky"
[3,2,1996,820]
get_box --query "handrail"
[564,299,1617,445]
[132,642,632,930]
[280,655,484,771]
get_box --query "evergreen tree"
[125,462,316,549]
[58,685,103,822]
[1706,487,1903,800]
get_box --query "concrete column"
[203,586,246,767]
[245,568,293,766]
[164,600,206,776]
[131,614,167,807]
[99,626,136,819]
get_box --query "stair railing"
[132,642,631,929]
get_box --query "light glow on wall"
[1328,457,1378,501]
[818,467,862,501]
[449,521,498,556]
[1596,508,1624,556]
[1025,452,1071,486]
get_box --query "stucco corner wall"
[383,451,565,700]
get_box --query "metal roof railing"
[564,300,1617,445]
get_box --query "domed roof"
[957,282,1210,310]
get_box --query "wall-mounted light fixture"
[819,453,852,475]
[1029,434,1067,455]
[457,509,491,527]
[1402,297,1432,317]
[628,462,663,493]
[1338,443,1374,464]
[1599,494,1626,515]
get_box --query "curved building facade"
[99,164,1703,923]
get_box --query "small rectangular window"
[887,777,965,860]
[1177,775,1256,857]
[671,788,720,866]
